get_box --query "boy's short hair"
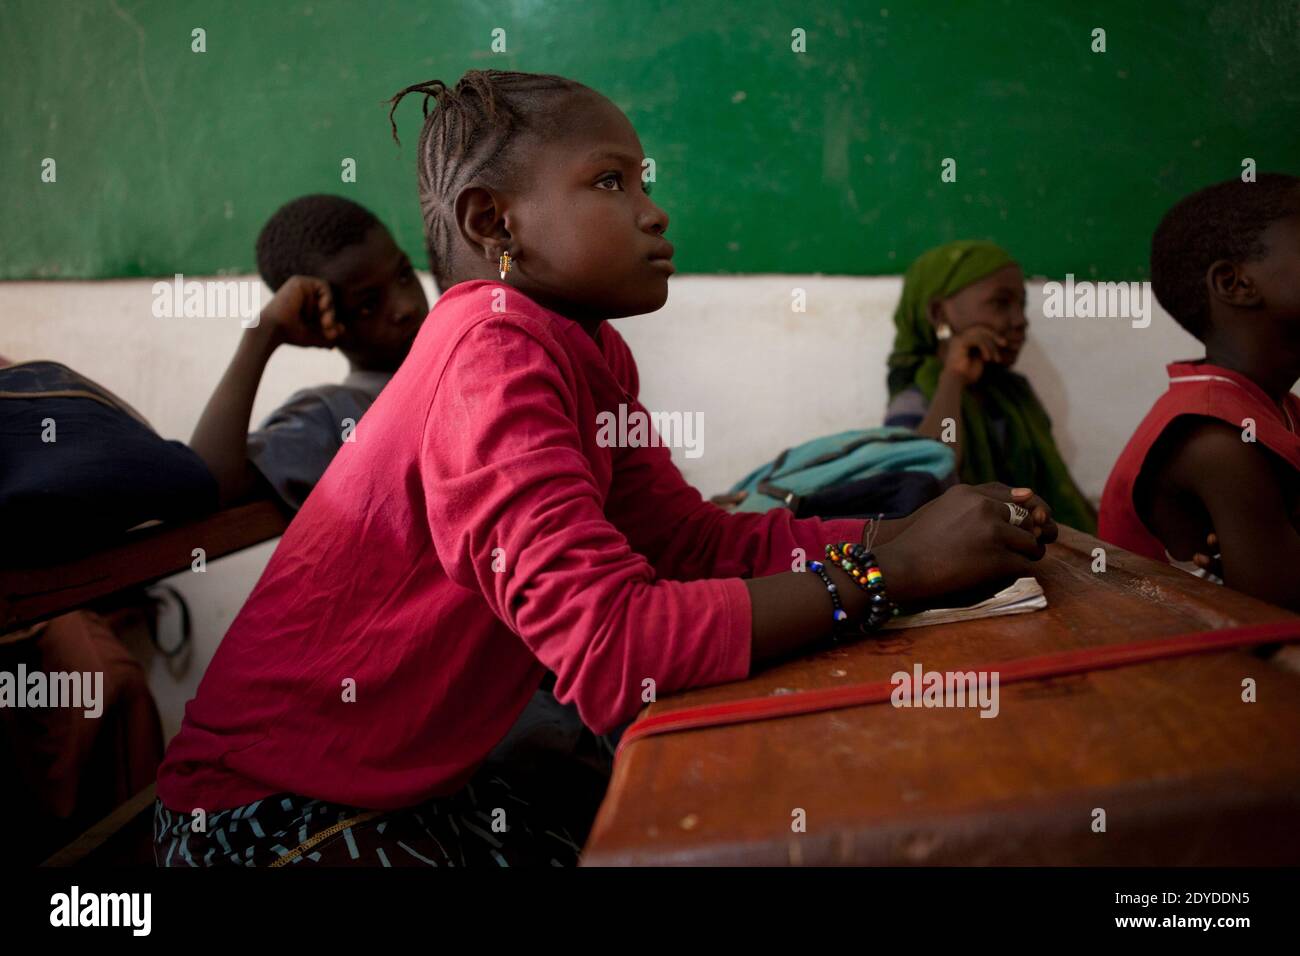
[1150,173,1300,341]
[255,194,382,291]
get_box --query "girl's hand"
[257,275,342,349]
[942,325,1007,385]
[878,483,1057,546]
[971,482,1057,543]
[874,484,1047,604]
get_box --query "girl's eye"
[596,173,623,191]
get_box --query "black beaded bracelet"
[807,559,849,630]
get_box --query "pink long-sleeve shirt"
[157,280,866,812]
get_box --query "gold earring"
[498,250,512,280]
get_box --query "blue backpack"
[0,361,218,565]
[728,427,954,515]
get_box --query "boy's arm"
[188,276,339,507]
[190,324,281,506]
[244,389,360,511]
[1165,419,1300,610]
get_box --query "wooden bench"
[40,784,159,867]
[582,527,1300,866]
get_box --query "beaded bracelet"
[825,541,896,632]
[806,559,850,630]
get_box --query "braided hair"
[388,70,588,290]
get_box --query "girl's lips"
[647,239,675,273]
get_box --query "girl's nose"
[641,200,669,236]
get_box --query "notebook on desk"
[883,576,1046,630]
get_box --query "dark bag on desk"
[787,469,947,520]
[726,427,953,519]
[0,361,217,564]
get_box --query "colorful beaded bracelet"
[825,541,896,632]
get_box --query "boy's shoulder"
[259,381,379,429]
[1135,362,1300,510]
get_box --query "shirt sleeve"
[883,385,928,430]
[247,388,356,511]
[419,316,753,735]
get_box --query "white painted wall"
[0,273,1203,739]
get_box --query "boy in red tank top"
[1100,174,1300,610]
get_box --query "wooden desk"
[582,527,1300,866]
[0,500,289,634]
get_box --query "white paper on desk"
[882,576,1046,630]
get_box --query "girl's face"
[499,91,674,322]
[934,263,1029,366]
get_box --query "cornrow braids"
[1150,173,1300,341]
[388,70,588,289]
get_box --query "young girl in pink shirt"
[155,70,1056,867]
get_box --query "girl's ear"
[1207,259,1262,308]
[927,296,947,328]
[454,185,512,264]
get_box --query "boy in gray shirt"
[191,195,428,510]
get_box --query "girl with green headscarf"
[884,240,1097,532]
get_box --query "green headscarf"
[886,240,1097,532]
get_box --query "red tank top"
[1099,361,1300,561]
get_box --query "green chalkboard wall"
[2,0,1297,280]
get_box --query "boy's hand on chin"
[258,275,343,350]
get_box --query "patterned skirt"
[154,765,606,868]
